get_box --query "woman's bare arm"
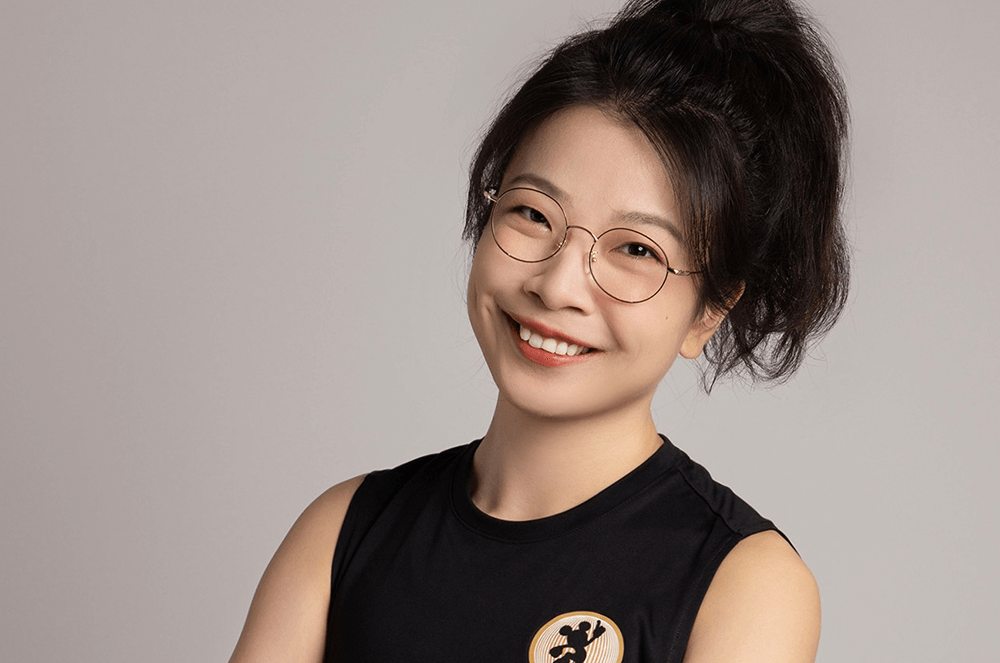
[228,475,365,663]
[683,530,821,663]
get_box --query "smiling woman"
[229,1,848,662]
[468,106,714,422]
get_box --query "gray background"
[2,1,997,661]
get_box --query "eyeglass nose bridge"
[557,225,601,265]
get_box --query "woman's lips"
[504,313,598,366]
[517,323,591,356]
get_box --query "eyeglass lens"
[490,187,671,303]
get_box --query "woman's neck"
[469,396,663,522]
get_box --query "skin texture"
[229,105,820,662]
[228,476,364,663]
[683,531,821,663]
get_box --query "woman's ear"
[679,307,726,359]
[679,285,744,359]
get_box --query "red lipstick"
[507,314,591,348]
[505,313,598,368]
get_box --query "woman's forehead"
[502,106,684,236]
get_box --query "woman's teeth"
[518,324,591,356]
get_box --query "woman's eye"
[621,242,662,262]
[516,205,550,227]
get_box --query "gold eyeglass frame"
[484,187,699,304]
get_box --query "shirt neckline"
[449,435,682,543]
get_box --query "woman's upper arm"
[683,530,821,663]
[228,474,366,663]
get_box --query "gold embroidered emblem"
[528,611,624,663]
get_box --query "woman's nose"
[522,227,599,312]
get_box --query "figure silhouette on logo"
[548,619,606,663]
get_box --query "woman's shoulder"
[652,441,819,660]
[662,438,779,540]
[300,473,369,533]
[228,474,367,663]
[684,530,821,663]
[369,443,472,482]
[338,443,471,513]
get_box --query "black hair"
[464,0,850,389]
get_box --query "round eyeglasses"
[484,187,699,304]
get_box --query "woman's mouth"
[503,312,596,364]
[517,323,592,356]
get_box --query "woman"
[229,0,848,661]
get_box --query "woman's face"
[467,105,720,420]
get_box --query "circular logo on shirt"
[528,611,624,663]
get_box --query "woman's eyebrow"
[506,173,569,201]
[616,210,686,248]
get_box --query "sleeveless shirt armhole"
[665,454,791,662]
[328,470,403,600]
[327,444,471,601]
[665,520,795,663]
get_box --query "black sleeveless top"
[323,437,779,663]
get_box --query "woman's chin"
[494,376,651,424]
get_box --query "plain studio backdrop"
[1,1,997,661]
